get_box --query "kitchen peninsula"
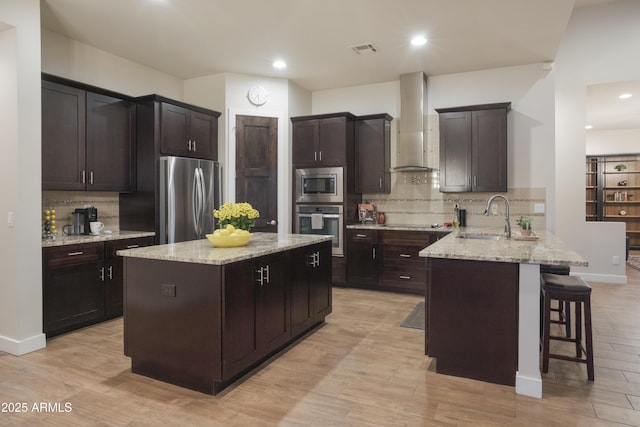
[419,228,588,398]
[117,233,332,395]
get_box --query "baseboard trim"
[516,371,542,398]
[573,272,627,284]
[0,333,46,355]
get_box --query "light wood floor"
[1,258,640,426]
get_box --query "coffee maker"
[73,206,98,235]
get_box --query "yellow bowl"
[206,233,252,248]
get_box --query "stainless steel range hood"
[394,72,433,171]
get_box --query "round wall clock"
[248,85,268,106]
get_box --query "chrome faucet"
[484,195,511,238]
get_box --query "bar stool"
[540,273,594,381]
[540,265,571,337]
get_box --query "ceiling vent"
[351,43,378,55]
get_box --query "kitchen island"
[117,232,332,395]
[419,227,588,398]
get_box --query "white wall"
[41,29,183,98]
[587,128,640,155]
[312,63,556,218]
[0,0,45,355]
[555,0,640,283]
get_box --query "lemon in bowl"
[206,227,252,247]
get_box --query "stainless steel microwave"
[295,167,343,204]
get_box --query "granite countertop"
[419,227,588,267]
[117,232,333,266]
[42,231,156,247]
[346,223,449,232]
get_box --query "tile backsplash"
[362,172,546,230]
[42,191,120,235]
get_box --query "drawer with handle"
[43,242,104,268]
[105,236,155,258]
[347,229,377,244]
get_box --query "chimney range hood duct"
[394,72,433,171]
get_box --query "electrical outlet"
[491,203,498,215]
[612,256,620,265]
[534,203,545,214]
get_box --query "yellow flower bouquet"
[213,202,260,232]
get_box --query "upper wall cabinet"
[291,112,356,168]
[436,103,510,193]
[355,114,392,194]
[158,101,219,160]
[42,77,136,192]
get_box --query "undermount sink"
[456,232,507,241]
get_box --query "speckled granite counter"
[42,231,156,247]
[346,223,446,232]
[418,227,588,267]
[117,232,333,265]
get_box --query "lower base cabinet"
[346,229,448,295]
[124,240,332,395]
[42,236,154,337]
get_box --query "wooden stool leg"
[542,292,551,374]
[563,300,572,338]
[584,295,595,381]
[575,301,583,358]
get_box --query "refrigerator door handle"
[198,167,206,236]
[192,167,200,237]
[167,159,176,243]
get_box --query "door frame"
[227,108,288,234]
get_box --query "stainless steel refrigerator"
[159,156,221,244]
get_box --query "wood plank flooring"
[1,258,640,426]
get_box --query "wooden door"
[236,115,278,232]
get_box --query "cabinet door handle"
[187,140,192,151]
[256,267,264,286]
[100,267,105,281]
[82,170,86,184]
[67,251,84,256]
[319,151,322,162]
[192,140,197,151]
[108,265,113,280]
[89,171,94,185]
[473,175,477,188]
[399,275,411,280]
[356,234,367,238]
[373,248,376,259]
[379,178,383,189]
[314,252,320,267]
[400,254,411,258]
[264,265,270,284]
[126,244,140,249]
[314,151,317,162]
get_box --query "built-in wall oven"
[295,205,344,256]
[295,167,343,204]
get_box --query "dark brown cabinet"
[42,77,136,192]
[159,102,218,160]
[355,114,392,193]
[42,236,154,337]
[345,228,449,295]
[436,103,510,193]
[346,229,378,286]
[290,241,333,337]
[222,252,290,378]
[291,113,355,167]
[124,240,332,395]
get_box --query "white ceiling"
[40,0,632,129]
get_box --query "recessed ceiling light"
[411,35,427,46]
[585,125,593,130]
[273,60,287,69]
[619,93,632,99]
